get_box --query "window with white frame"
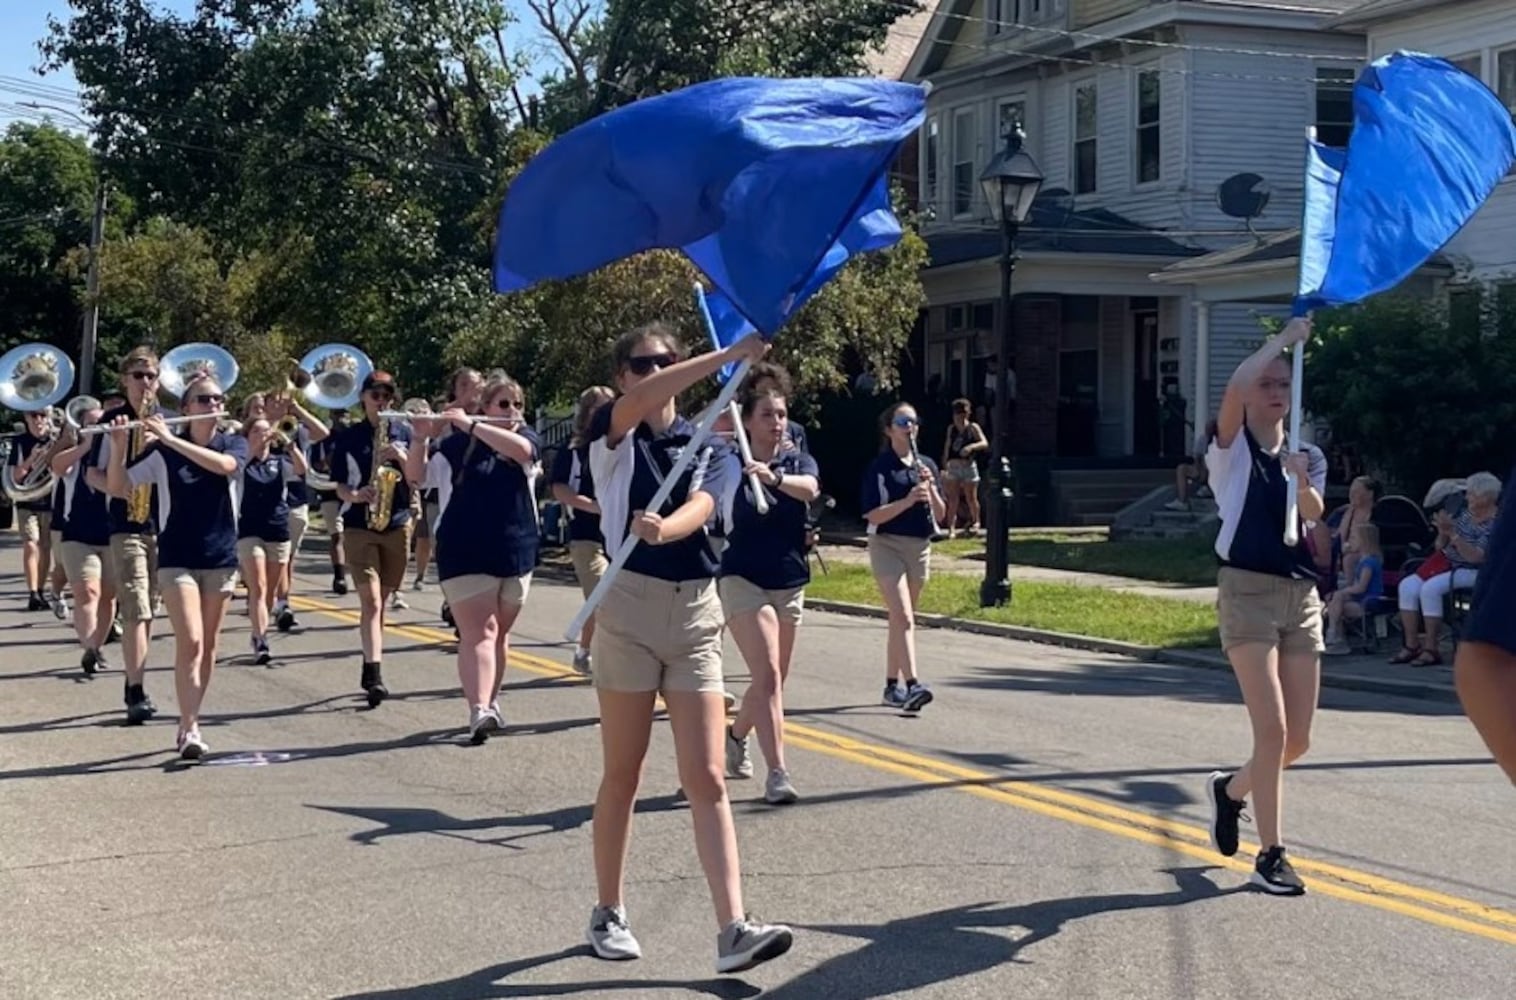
[1499,48,1516,118]
[1315,67,1355,147]
[923,117,939,213]
[1451,53,1482,80]
[1135,69,1161,184]
[997,98,1026,143]
[1074,81,1098,194]
[952,107,977,217]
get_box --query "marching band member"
[47,451,70,620]
[860,401,944,714]
[92,347,164,725]
[582,322,792,973]
[406,373,539,742]
[423,368,484,628]
[238,417,308,664]
[106,373,248,760]
[50,399,116,674]
[263,393,329,629]
[718,384,819,805]
[312,409,351,595]
[7,408,60,611]
[550,385,615,674]
[330,371,413,707]
[747,362,810,454]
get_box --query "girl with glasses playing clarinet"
[106,374,248,760]
[860,402,945,714]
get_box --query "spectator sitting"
[1391,471,1502,667]
[1166,419,1219,511]
[1333,475,1382,587]
[1323,523,1385,655]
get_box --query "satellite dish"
[1217,173,1272,220]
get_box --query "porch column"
[1192,299,1211,428]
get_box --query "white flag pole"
[1284,126,1317,548]
[694,282,768,514]
[562,357,755,642]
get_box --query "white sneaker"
[572,647,592,675]
[764,768,798,805]
[389,592,409,611]
[716,916,793,974]
[725,726,753,779]
[50,590,69,620]
[176,729,209,760]
[587,905,642,961]
[469,705,501,745]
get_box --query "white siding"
[1206,302,1291,412]
[941,0,990,72]
[1365,0,1516,280]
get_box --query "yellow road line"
[288,594,1516,947]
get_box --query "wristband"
[773,470,784,489]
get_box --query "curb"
[803,597,1461,705]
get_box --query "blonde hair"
[1353,522,1382,555]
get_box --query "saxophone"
[126,394,154,523]
[367,416,402,531]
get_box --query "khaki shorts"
[158,566,238,595]
[320,499,345,537]
[17,509,50,543]
[345,526,410,592]
[288,504,309,555]
[440,572,532,606]
[591,570,724,695]
[569,540,608,598]
[719,575,805,625]
[50,528,62,553]
[109,533,159,623]
[1217,566,1324,655]
[237,536,293,566]
[60,540,114,587]
[868,532,931,587]
[415,500,439,540]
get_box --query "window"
[1315,67,1355,147]
[1499,48,1516,118]
[1135,70,1161,184]
[987,0,1007,36]
[1073,81,1098,194]
[1451,53,1482,80]
[997,98,1026,143]
[952,107,977,216]
[923,117,939,212]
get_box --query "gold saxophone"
[367,416,402,531]
[125,395,154,523]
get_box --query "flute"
[376,410,522,426]
[77,412,224,437]
[908,427,946,541]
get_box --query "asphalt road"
[1,539,1512,999]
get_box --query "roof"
[1150,228,1454,281]
[867,1,942,79]
[1327,0,1466,29]
[925,202,1202,268]
[1201,0,1364,12]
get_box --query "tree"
[1304,293,1516,491]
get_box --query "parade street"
[2,543,1513,999]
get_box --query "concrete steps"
[1049,468,1174,527]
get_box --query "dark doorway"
[1132,298,1160,455]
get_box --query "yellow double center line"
[289,594,1516,947]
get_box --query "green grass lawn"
[805,565,1219,649]
[932,531,1219,587]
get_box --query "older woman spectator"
[1391,471,1502,667]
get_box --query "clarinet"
[908,428,946,542]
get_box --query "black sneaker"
[81,648,100,677]
[360,662,388,708]
[252,636,272,666]
[1251,846,1306,896]
[1206,770,1247,858]
[27,592,47,612]
[276,607,296,632]
[332,575,348,596]
[902,682,933,713]
[124,689,157,726]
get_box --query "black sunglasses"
[128,370,159,382]
[366,387,395,397]
[192,393,225,405]
[626,353,676,376]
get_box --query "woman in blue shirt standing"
[237,417,307,665]
[550,384,616,674]
[406,375,540,744]
[860,402,946,714]
[717,386,819,805]
[1203,316,1323,896]
[106,374,248,760]
[581,322,791,975]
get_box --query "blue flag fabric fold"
[1295,51,1516,314]
[493,77,926,335]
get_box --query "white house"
[903,0,1367,478]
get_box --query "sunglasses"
[127,370,159,382]
[893,415,919,428]
[490,398,525,410]
[626,353,676,376]
[366,387,395,398]
[192,393,225,405]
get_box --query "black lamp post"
[977,126,1044,608]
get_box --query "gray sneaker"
[587,905,642,961]
[764,768,798,805]
[572,647,592,675]
[725,726,753,779]
[469,706,500,745]
[716,916,793,974]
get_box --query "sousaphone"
[159,342,241,400]
[0,343,77,503]
[298,343,373,411]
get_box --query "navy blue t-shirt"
[860,449,939,539]
[6,431,54,511]
[549,443,603,544]
[50,471,67,528]
[1212,425,1317,580]
[60,461,111,547]
[586,402,733,582]
[239,451,296,542]
[434,427,542,580]
[719,449,819,590]
[283,425,312,508]
[126,431,249,570]
[328,418,414,533]
[786,421,810,455]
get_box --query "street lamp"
[20,102,106,397]
[977,125,1044,608]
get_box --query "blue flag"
[493,77,926,335]
[1296,51,1516,314]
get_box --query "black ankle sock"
[125,682,145,703]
